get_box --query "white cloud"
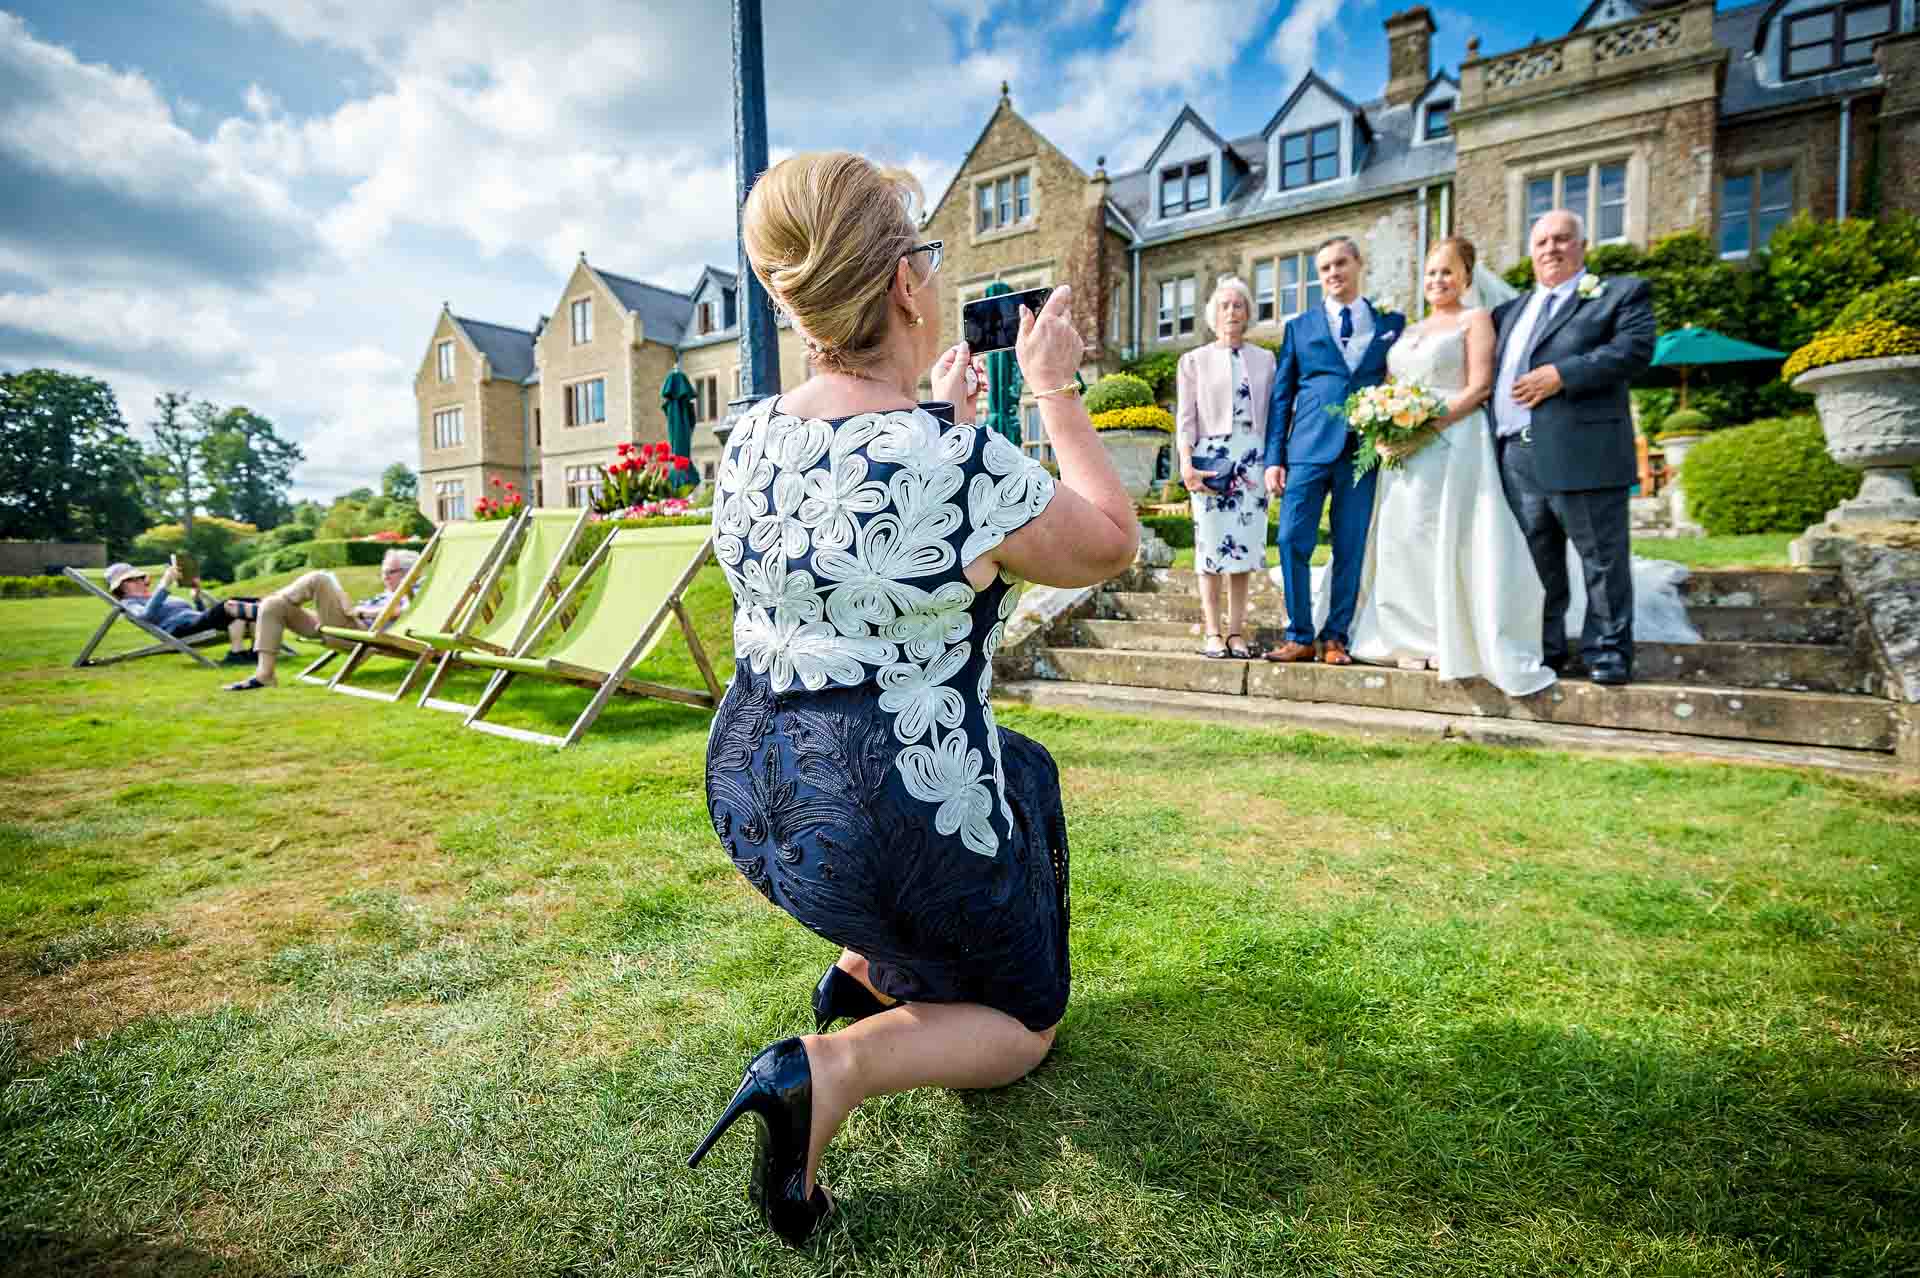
[1269,0,1372,91]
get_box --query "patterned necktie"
[1339,305,1354,343]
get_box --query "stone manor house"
[414,0,1920,522]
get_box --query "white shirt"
[1493,276,1580,438]
[1322,295,1374,373]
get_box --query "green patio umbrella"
[1650,327,1784,409]
[981,281,1024,445]
[660,365,697,485]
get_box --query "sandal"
[1198,632,1227,658]
[222,677,273,691]
[1226,633,1252,659]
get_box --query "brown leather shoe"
[1321,640,1354,665]
[1263,641,1315,663]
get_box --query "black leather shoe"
[687,1038,832,1247]
[1588,657,1631,686]
[812,965,887,1035]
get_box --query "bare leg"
[226,618,248,652]
[1226,572,1250,646]
[1196,570,1224,651]
[833,950,896,1007]
[800,1005,1057,1190]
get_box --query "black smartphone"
[962,286,1053,355]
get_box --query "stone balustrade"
[1461,0,1718,112]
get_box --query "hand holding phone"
[963,286,1053,355]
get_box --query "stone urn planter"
[1654,432,1706,536]
[1793,355,1920,523]
[1096,428,1172,500]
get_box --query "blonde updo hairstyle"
[1431,235,1478,278]
[742,151,927,375]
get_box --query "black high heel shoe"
[687,1038,832,1247]
[811,964,887,1034]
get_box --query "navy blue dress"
[705,398,1070,1031]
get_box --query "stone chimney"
[1384,6,1436,107]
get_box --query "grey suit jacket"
[1490,274,1655,493]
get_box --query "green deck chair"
[460,524,721,747]
[309,518,518,703]
[413,507,591,714]
[64,567,228,669]
[291,525,447,689]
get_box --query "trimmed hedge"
[1084,373,1155,415]
[1140,514,1194,549]
[1682,416,1859,534]
[0,574,87,599]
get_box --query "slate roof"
[1714,1,1886,120]
[452,315,536,382]
[1105,94,1455,247]
[592,267,695,342]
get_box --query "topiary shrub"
[1656,409,1711,438]
[1681,416,1860,534]
[1089,406,1174,433]
[1118,349,1186,402]
[1828,276,1920,334]
[1782,319,1920,381]
[1083,373,1155,416]
[1138,513,1194,549]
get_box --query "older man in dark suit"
[1490,210,1655,686]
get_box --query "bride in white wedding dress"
[1343,238,1559,694]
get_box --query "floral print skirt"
[1189,428,1269,575]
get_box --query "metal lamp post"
[718,0,780,450]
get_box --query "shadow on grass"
[834,977,1917,1274]
[0,1227,285,1277]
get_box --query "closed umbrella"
[660,366,697,484]
[1650,327,1784,409]
[982,281,1023,445]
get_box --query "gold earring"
[908,313,924,328]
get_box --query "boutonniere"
[1576,273,1605,301]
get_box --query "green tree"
[0,368,149,552]
[144,391,209,535]
[202,406,303,530]
[381,462,418,503]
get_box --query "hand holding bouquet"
[1329,378,1448,484]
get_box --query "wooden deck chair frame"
[317,519,516,703]
[64,567,225,669]
[461,530,722,748]
[291,523,456,692]
[415,508,591,714]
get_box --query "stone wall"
[1718,100,1879,226]
[535,262,636,472]
[0,541,105,574]
[1876,33,1920,218]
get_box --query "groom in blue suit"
[1262,235,1403,664]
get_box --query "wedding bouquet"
[1330,378,1448,484]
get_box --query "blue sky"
[1,0,1585,498]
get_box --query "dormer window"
[1782,0,1893,78]
[1280,125,1339,190]
[698,302,714,335]
[1159,159,1210,217]
[723,287,737,328]
[1424,99,1453,140]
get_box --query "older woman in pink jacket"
[1176,277,1275,658]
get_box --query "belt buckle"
[1520,426,1534,446]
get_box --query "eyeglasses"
[382,565,407,578]
[906,240,943,276]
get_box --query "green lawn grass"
[1,569,1916,1276]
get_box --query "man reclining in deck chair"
[223,549,420,692]
[106,562,257,666]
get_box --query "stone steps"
[1096,591,1855,646]
[1140,567,1846,608]
[1032,648,1897,752]
[1069,619,1873,694]
[996,680,1905,778]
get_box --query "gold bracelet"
[1033,380,1081,399]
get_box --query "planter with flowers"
[1783,278,1920,525]
[1087,395,1175,499]
[592,441,698,517]
[474,476,525,521]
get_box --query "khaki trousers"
[254,571,355,655]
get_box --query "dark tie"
[1526,292,1559,359]
[1339,305,1353,343]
